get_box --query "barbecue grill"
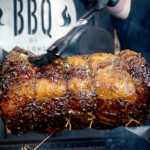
[0,1,150,149]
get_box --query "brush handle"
[29,8,99,67]
[47,8,98,56]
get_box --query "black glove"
[80,0,119,10]
[80,0,97,9]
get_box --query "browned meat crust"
[0,47,150,135]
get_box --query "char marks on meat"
[0,47,150,135]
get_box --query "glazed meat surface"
[0,47,150,135]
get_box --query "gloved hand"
[80,0,120,10]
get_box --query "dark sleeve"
[110,0,150,63]
[110,0,134,30]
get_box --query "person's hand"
[80,0,120,10]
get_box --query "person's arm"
[105,0,131,19]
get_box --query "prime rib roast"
[0,47,150,135]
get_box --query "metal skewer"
[22,134,53,150]
[33,134,52,150]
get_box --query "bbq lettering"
[14,0,52,37]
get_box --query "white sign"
[0,0,76,55]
